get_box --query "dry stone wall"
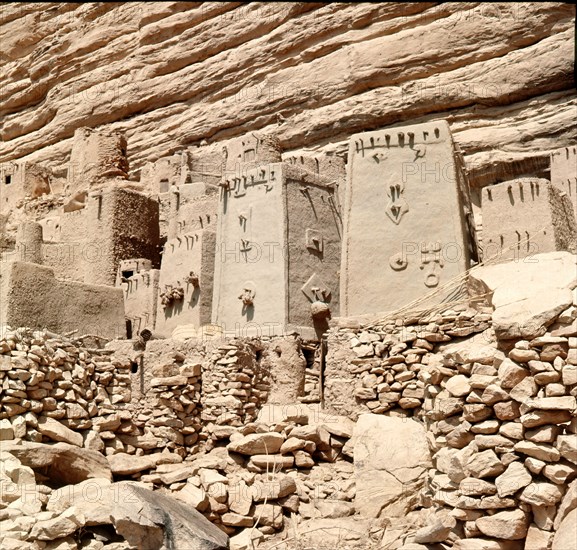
[324,293,577,549]
[200,339,270,434]
[325,305,492,418]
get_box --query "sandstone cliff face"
[0,2,575,189]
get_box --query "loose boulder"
[469,252,577,339]
[353,413,432,518]
[1,441,112,485]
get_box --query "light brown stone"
[227,432,284,455]
[280,437,307,454]
[520,410,572,428]
[1,441,112,485]
[552,508,577,550]
[509,377,537,402]
[29,508,85,541]
[466,450,505,479]
[524,524,553,550]
[174,483,209,512]
[495,461,532,497]
[469,252,577,339]
[107,453,157,475]
[514,440,560,462]
[37,417,83,447]
[228,480,252,516]
[353,414,432,518]
[557,434,577,464]
[543,463,576,484]
[251,475,296,502]
[221,512,253,527]
[525,396,577,411]
[248,454,294,470]
[475,509,529,540]
[413,512,456,544]
[554,478,577,530]
[519,482,565,506]
[445,375,472,397]
[509,348,540,363]
[253,503,283,529]
[525,424,561,443]
[497,359,528,389]
[493,401,520,421]
[314,500,355,519]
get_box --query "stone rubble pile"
[140,407,358,549]
[0,442,228,550]
[1,408,358,549]
[0,330,354,549]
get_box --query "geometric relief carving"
[301,272,331,303]
[305,228,323,254]
[385,183,409,224]
[389,251,408,271]
[232,169,275,198]
[240,238,253,260]
[420,242,444,288]
[238,280,256,306]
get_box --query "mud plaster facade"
[140,148,224,197]
[144,148,224,240]
[65,127,129,200]
[116,259,160,338]
[341,120,477,317]
[12,188,160,287]
[0,261,125,339]
[212,154,341,339]
[0,161,52,212]
[155,183,218,339]
[2,122,576,350]
[482,178,577,263]
[551,146,577,221]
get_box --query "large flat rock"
[469,252,577,339]
[111,482,229,550]
[1,441,112,485]
[47,479,228,549]
[353,413,432,518]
